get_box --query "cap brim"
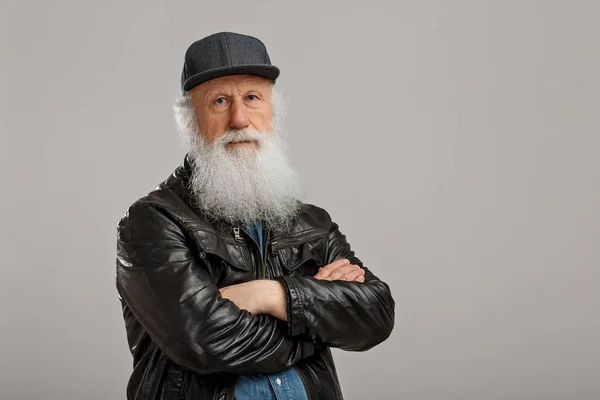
[182,64,280,92]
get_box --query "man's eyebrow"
[203,84,265,101]
[203,88,229,102]
[239,87,269,98]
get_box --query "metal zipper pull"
[232,226,243,242]
[270,241,284,278]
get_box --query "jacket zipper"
[223,385,235,400]
[271,230,327,400]
[229,226,318,400]
[226,226,273,399]
[263,227,271,279]
[232,226,243,242]
[270,241,283,277]
[232,225,271,280]
[294,366,313,400]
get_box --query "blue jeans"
[234,367,309,400]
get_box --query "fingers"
[313,258,365,282]
[329,264,364,281]
[329,264,362,280]
[339,267,365,282]
[315,265,364,283]
[316,258,350,279]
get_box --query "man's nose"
[229,101,249,130]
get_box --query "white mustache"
[215,130,267,146]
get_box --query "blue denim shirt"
[234,222,309,400]
[235,369,309,400]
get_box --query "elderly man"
[116,32,395,400]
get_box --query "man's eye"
[215,97,228,105]
[246,95,258,101]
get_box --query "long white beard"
[173,88,305,232]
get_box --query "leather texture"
[116,155,395,400]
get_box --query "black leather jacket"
[115,155,395,400]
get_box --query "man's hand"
[219,280,287,321]
[313,258,365,282]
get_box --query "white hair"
[172,83,305,232]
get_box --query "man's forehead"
[199,75,271,94]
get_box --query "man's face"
[189,74,273,150]
[175,77,303,230]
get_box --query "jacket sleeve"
[115,202,315,375]
[277,215,395,351]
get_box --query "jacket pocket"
[270,228,328,277]
[189,230,252,286]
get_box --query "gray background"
[1,1,599,399]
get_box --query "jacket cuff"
[277,275,306,337]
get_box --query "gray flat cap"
[180,32,280,92]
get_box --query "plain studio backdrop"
[1,1,599,399]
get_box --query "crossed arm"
[219,258,366,321]
[116,202,395,376]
